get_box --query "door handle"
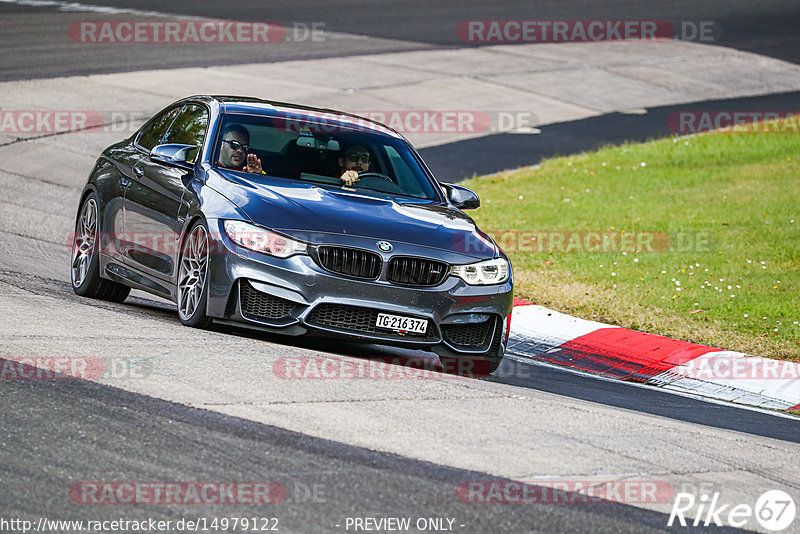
[132,166,144,177]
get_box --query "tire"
[176,219,212,329]
[70,192,131,303]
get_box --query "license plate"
[375,313,428,334]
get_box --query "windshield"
[213,113,441,201]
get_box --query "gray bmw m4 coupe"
[71,96,513,374]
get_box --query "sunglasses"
[345,153,370,163]
[222,139,251,152]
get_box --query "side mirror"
[443,183,480,210]
[150,144,197,168]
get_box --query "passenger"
[218,124,263,174]
[338,144,371,186]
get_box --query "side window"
[163,104,208,147]
[162,104,208,163]
[137,106,181,151]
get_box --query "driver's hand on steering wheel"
[341,170,359,186]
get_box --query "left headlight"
[223,220,307,258]
[450,258,510,285]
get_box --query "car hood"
[207,171,497,259]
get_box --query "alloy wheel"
[71,198,97,288]
[178,224,209,320]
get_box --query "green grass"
[465,126,800,361]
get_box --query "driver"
[218,124,264,174]
[338,144,371,186]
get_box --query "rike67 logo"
[669,489,796,531]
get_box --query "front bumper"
[205,219,514,355]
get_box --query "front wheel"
[177,219,212,328]
[70,192,130,302]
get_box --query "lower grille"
[306,304,437,341]
[315,246,381,279]
[388,257,449,286]
[442,318,495,349]
[240,281,296,321]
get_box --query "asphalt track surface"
[421,90,800,180]
[3,0,799,182]
[2,0,799,81]
[1,1,799,533]
[1,371,743,534]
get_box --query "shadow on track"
[423,91,800,182]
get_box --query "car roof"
[190,95,403,139]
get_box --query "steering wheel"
[357,172,393,182]
[353,172,403,194]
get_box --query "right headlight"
[451,258,510,285]
[223,220,307,258]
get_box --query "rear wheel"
[177,219,212,328]
[70,193,130,302]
